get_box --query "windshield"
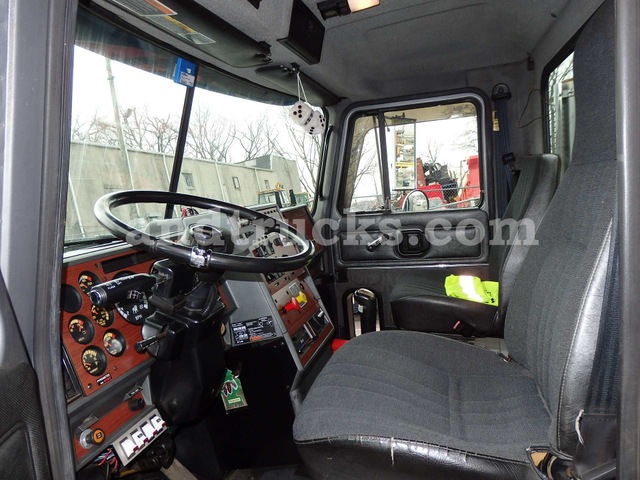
[66,9,322,246]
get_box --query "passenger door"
[330,93,492,332]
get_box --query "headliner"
[93,0,599,105]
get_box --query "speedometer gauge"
[115,292,151,325]
[68,315,95,344]
[114,271,152,325]
[103,330,126,357]
[81,346,107,376]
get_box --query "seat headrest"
[571,0,616,165]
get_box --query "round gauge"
[78,271,101,296]
[91,305,114,328]
[81,346,107,377]
[115,292,151,325]
[68,315,95,344]
[103,329,126,357]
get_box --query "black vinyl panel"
[0,362,51,480]
[335,209,489,267]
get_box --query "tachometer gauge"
[103,329,126,357]
[78,271,101,295]
[81,347,107,376]
[91,305,114,328]
[68,315,95,344]
[115,292,151,325]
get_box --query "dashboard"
[61,204,333,472]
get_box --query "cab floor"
[224,465,311,480]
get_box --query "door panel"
[336,209,488,266]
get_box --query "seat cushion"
[390,271,499,336]
[294,331,550,480]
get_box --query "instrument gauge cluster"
[61,252,158,398]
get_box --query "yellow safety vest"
[444,275,499,306]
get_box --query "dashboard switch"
[112,409,167,467]
[131,429,148,447]
[120,438,137,459]
[150,415,167,434]
[140,422,155,439]
[283,297,300,312]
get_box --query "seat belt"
[574,210,619,480]
[491,83,517,217]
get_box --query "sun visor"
[99,0,272,68]
[256,65,340,107]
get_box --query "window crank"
[367,234,391,252]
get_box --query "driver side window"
[342,100,482,214]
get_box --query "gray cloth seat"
[391,153,559,337]
[294,331,550,479]
[294,1,617,478]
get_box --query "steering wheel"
[94,191,315,273]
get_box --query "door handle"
[366,236,384,252]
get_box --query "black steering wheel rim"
[94,190,315,273]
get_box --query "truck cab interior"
[0,0,638,479]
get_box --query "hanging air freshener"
[289,72,326,136]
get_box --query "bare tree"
[146,114,179,154]
[121,107,149,150]
[453,119,479,154]
[237,114,282,161]
[421,138,441,164]
[71,113,118,145]
[120,107,179,154]
[72,108,179,154]
[185,107,236,162]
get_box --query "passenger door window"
[343,101,481,214]
[547,52,575,169]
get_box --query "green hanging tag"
[221,369,248,412]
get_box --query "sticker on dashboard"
[97,373,112,386]
[231,316,277,345]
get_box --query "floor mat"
[225,464,310,480]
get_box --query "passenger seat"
[390,153,559,337]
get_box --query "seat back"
[488,153,559,320]
[504,0,616,456]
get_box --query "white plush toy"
[289,73,326,136]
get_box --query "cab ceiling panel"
[319,0,571,87]
[193,0,572,101]
[100,0,272,67]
